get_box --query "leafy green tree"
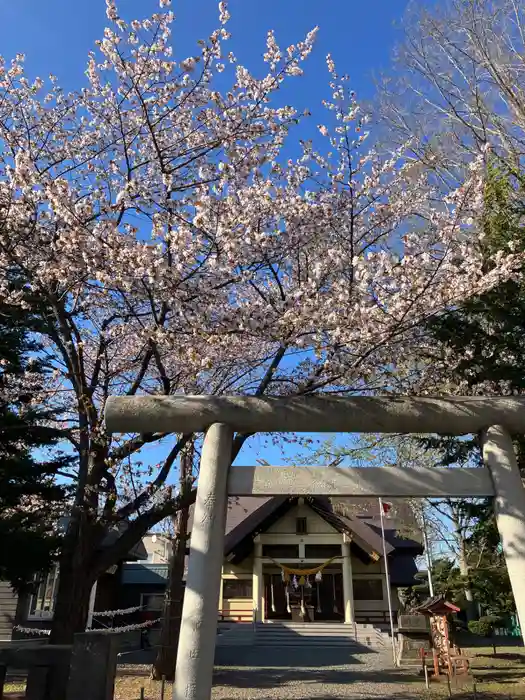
[399,571,430,611]
[422,162,525,467]
[468,615,505,653]
[401,559,467,611]
[430,559,464,603]
[463,500,514,618]
[0,284,70,591]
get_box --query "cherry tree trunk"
[151,502,190,681]
[45,519,99,700]
[49,562,94,643]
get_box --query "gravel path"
[211,647,424,700]
[115,647,428,700]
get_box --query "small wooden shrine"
[415,595,468,676]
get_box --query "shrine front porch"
[262,568,345,623]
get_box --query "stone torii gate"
[104,395,525,700]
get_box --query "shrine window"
[222,579,253,599]
[296,517,308,535]
[262,544,299,558]
[304,544,342,559]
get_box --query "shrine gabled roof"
[305,496,393,559]
[416,595,461,615]
[223,496,400,564]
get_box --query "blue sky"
[0,0,412,105]
[1,0,425,469]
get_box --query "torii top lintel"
[104,395,525,436]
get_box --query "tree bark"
[457,535,476,622]
[151,446,193,681]
[49,510,104,639]
[49,559,95,643]
[45,517,100,700]
[151,504,190,680]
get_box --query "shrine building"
[124,495,422,632]
[216,495,421,626]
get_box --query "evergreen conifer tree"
[0,280,70,590]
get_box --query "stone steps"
[216,624,255,647]
[216,621,390,649]
[254,622,388,648]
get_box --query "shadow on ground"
[118,643,378,669]
[215,697,415,700]
[214,645,376,669]
[476,652,525,661]
[213,665,416,691]
[472,669,525,682]
[223,696,522,700]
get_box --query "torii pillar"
[482,425,525,636]
[173,424,233,700]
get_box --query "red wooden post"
[433,648,439,677]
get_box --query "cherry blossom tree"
[0,0,520,655]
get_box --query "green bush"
[468,615,503,637]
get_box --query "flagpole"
[379,497,397,665]
[421,509,435,598]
